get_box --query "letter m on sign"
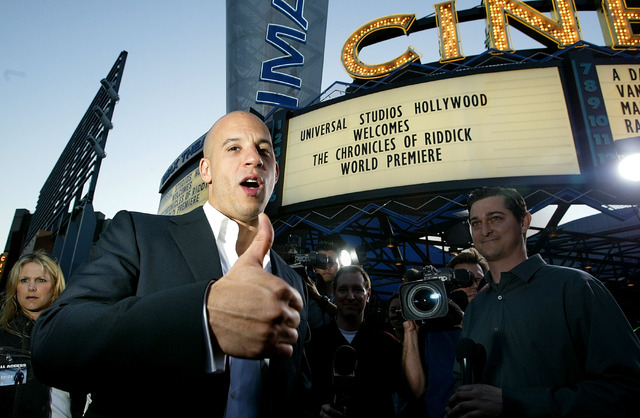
[257,24,306,108]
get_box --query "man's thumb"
[243,213,274,265]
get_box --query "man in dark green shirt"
[447,186,640,417]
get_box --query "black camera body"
[285,235,329,279]
[291,251,329,269]
[398,267,475,321]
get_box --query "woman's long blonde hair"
[0,250,66,333]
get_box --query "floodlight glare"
[618,153,640,182]
[340,249,352,267]
[614,137,640,182]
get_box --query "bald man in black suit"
[32,111,313,417]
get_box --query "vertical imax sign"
[226,0,329,115]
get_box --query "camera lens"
[405,282,444,318]
[398,277,449,320]
[413,288,440,312]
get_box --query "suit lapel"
[270,252,294,287]
[168,207,223,282]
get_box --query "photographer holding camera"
[305,241,341,330]
[400,250,487,418]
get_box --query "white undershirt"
[339,327,358,344]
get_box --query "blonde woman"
[0,250,81,417]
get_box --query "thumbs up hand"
[206,213,303,359]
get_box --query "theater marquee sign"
[282,67,580,206]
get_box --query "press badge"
[1,347,30,386]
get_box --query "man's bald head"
[198,110,278,224]
[203,111,266,159]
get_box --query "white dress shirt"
[202,202,271,418]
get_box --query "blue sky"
[0,1,606,248]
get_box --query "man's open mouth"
[241,179,260,188]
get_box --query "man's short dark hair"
[316,241,339,253]
[467,186,528,222]
[446,247,489,274]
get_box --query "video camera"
[285,235,329,278]
[290,251,329,269]
[398,266,475,320]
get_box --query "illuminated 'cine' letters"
[599,0,640,48]
[341,14,419,80]
[341,0,640,80]
[436,1,464,62]
[484,0,581,51]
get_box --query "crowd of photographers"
[299,186,640,418]
[302,242,489,418]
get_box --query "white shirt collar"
[202,202,271,274]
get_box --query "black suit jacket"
[31,207,312,417]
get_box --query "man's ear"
[521,212,532,234]
[275,162,280,184]
[199,158,212,184]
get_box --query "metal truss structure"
[272,187,640,286]
[24,51,127,276]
